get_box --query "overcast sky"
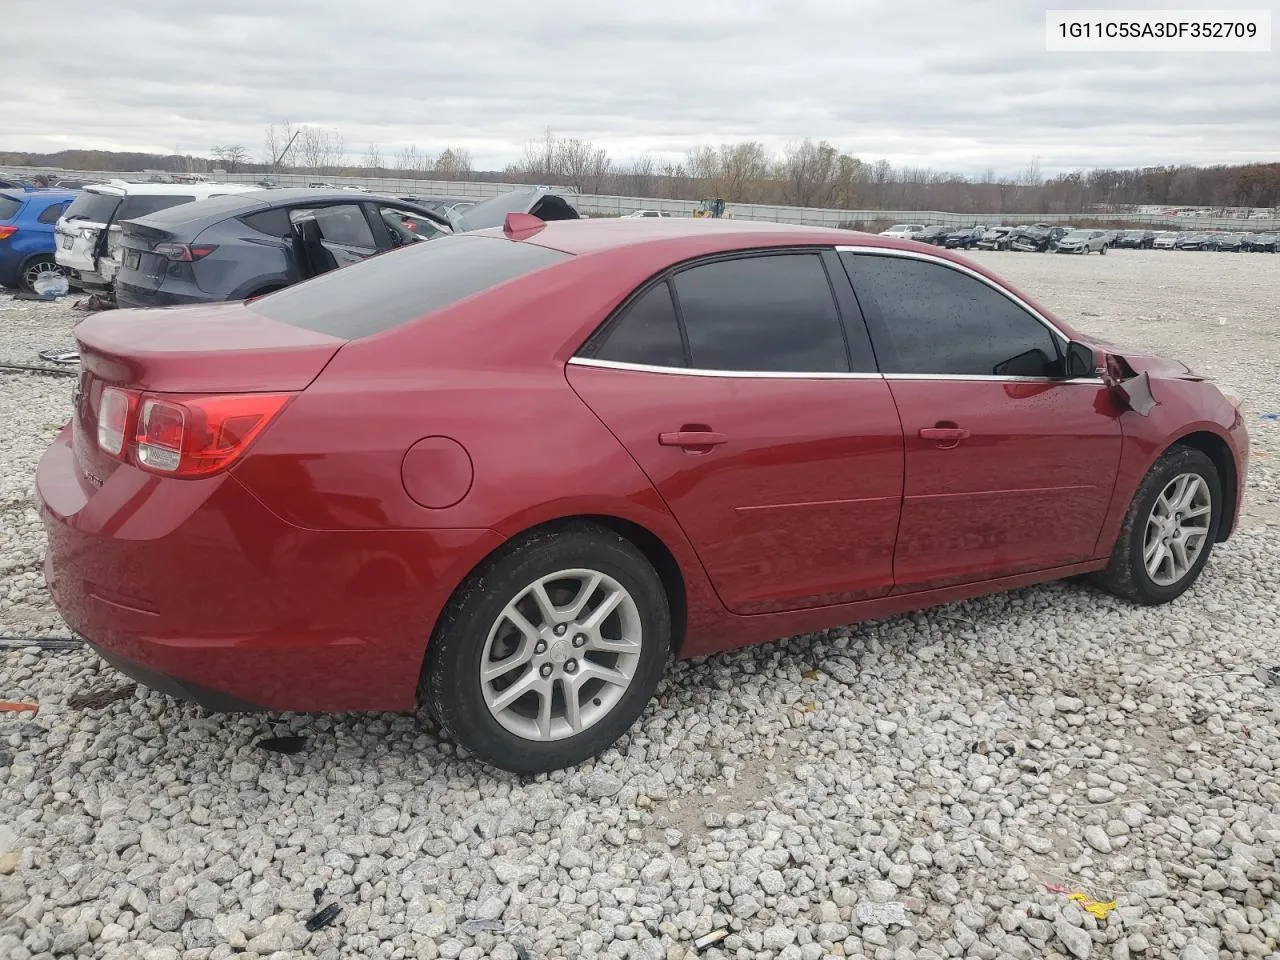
[5,0,1277,175]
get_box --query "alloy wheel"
[480,568,643,741]
[1143,473,1212,586]
[22,259,64,293]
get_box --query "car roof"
[122,188,443,231]
[87,180,259,198]
[479,216,944,259]
[0,188,77,203]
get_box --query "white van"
[55,180,257,293]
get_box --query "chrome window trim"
[566,356,1104,385]
[566,357,882,380]
[834,244,1073,344]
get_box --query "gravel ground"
[1,250,1278,960]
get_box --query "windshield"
[63,190,122,224]
[1062,230,1090,239]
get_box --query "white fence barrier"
[4,165,1279,230]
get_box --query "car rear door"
[839,247,1123,593]
[568,249,905,615]
[289,203,379,266]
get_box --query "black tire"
[423,522,671,774]
[20,256,65,294]
[1095,446,1222,605]
[1099,244,1107,255]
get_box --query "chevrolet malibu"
[38,217,1248,774]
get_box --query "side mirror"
[1065,341,1099,379]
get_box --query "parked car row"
[1147,230,1278,252]
[53,182,580,308]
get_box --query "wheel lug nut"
[564,659,577,674]
[540,664,553,678]
[534,641,546,654]
[554,625,567,636]
[573,634,586,647]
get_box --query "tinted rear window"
[63,191,122,223]
[249,234,571,338]
[118,195,197,220]
[0,196,20,220]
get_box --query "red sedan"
[37,216,1248,773]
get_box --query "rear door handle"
[919,426,970,449]
[659,430,729,449]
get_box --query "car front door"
[568,250,905,615]
[840,248,1124,593]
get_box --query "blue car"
[0,189,78,293]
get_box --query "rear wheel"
[423,523,670,774]
[1095,446,1221,605]
[20,257,65,294]
[1099,243,1108,255]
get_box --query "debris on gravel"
[2,255,1279,960]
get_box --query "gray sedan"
[1054,229,1112,255]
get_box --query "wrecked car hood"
[452,187,580,232]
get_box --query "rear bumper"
[115,279,212,309]
[38,427,505,713]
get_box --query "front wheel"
[423,523,670,774]
[1099,244,1108,255]
[1095,446,1221,605]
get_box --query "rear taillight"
[0,226,17,240]
[96,389,291,478]
[153,242,217,262]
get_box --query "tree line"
[3,126,1277,214]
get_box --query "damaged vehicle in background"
[1055,229,1111,254]
[113,186,579,309]
[54,181,257,298]
[975,226,1014,250]
[1009,224,1067,253]
[115,190,453,309]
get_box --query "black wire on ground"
[0,636,84,651]
[0,363,77,378]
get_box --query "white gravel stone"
[2,256,1280,960]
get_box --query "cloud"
[4,0,1277,175]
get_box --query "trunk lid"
[71,302,345,486]
[119,221,178,290]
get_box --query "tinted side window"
[672,254,849,373]
[241,207,292,237]
[593,281,686,367]
[0,196,22,220]
[37,203,67,224]
[290,204,375,248]
[842,254,1062,377]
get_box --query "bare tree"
[210,144,249,172]
[434,147,474,180]
[262,122,300,170]
[395,144,422,174]
[297,127,345,174]
[779,139,839,207]
[362,143,383,171]
[719,142,770,201]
